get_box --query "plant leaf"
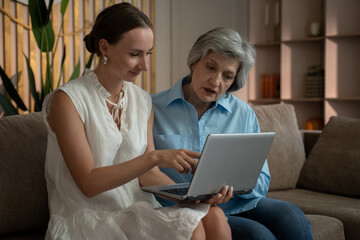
[44,51,53,95]
[32,20,55,52]
[0,66,27,111]
[29,0,55,52]
[57,46,66,88]
[51,19,63,67]
[45,0,54,24]
[69,59,80,81]
[24,54,41,110]
[61,0,70,15]
[0,92,18,116]
[28,0,47,28]
[37,87,45,112]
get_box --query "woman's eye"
[206,65,215,71]
[146,51,152,56]
[130,53,139,57]
[225,75,234,81]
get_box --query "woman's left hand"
[196,185,233,205]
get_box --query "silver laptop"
[141,132,275,201]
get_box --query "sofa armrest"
[300,130,322,157]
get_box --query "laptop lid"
[141,132,275,201]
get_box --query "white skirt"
[46,201,209,240]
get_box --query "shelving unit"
[248,0,360,129]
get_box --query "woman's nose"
[138,56,149,71]
[209,73,221,86]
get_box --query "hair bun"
[84,33,96,54]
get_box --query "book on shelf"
[260,73,280,99]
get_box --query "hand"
[151,149,200,174]
[196,185,234,205]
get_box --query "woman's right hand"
[196,185,234,205]
[150,149,200,174]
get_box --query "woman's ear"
[98,39,109,56]
[190,64,194,73]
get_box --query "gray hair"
[187,27,256,92]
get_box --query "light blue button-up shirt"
[151,78,270,215]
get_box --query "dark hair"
[84,2,153,56]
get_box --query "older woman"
[151,27,313,240]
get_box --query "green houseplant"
[0,0,93,116]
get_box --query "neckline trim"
[85,69,128,104]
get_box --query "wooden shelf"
[254,42,281,47]
[327,33,360,39]
[249,99,281,104]
[282,37,325,44]
[282,98,324,102]
[249,0,360,128]
[326,97,360,101]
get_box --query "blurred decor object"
[304,117,324,130]
[273,1,280,41]
[260,73,280,99]
[305,65,324,98]
[310,22,321,37]
[306,5,323,37]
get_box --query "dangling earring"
[103,56,108,65]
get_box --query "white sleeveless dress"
[42,70,209,240]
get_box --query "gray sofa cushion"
[0,112,49,235]
[298,116,360,197]
[306,215,345,240]
[267,188,360,240]
[252,104,306,190]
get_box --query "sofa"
[252,104,360,240]
[0,104,359,239]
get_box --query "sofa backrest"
[0,112,49,235]
[252,104,306,191]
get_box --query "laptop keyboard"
[161,187,189,196]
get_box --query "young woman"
[151,27,313,240]
[42,3,231,239]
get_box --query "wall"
[155,0,249,101]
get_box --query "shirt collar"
[165,77,186,106]
[166,77,232,113]
[216,94,232,113]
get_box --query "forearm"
[80,152,156,198]
[139,166,183,203]
[138,166,175,187]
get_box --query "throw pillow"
[0,112,49,235]
[252,104,306,190]
[297,116,360,197]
